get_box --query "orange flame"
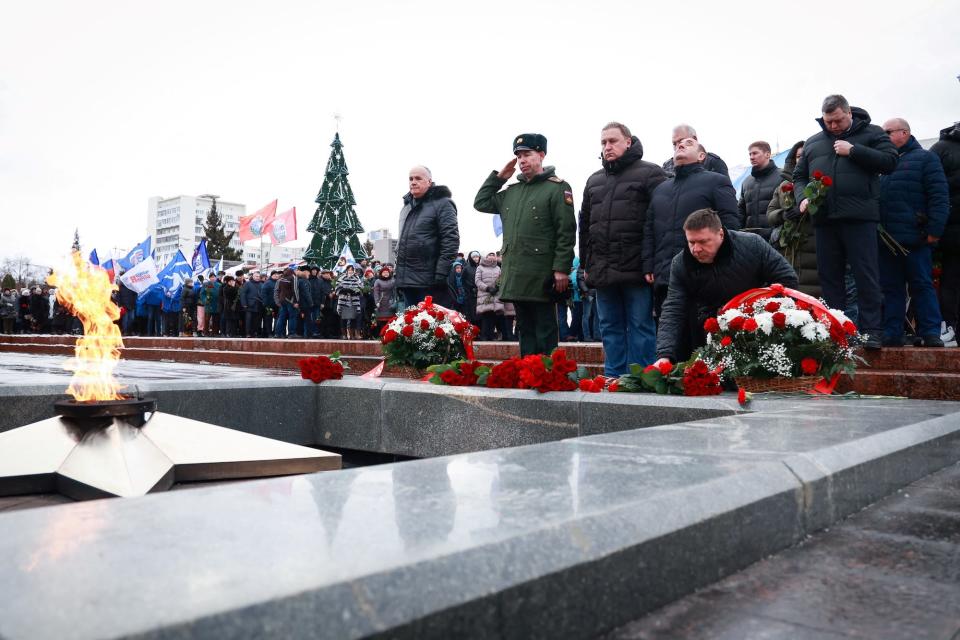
[47,251,125,402]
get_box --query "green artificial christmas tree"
[303,132,368,268]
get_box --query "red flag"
[266,207,297,244]
[238,199,278,243]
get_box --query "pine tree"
[71,229,81,253]
[203,198,242,262]
[303,132,368,268]
[1,273,15,290]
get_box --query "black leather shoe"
[862,336,883,350]
[921,335,945,347]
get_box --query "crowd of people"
[4,94,957,381]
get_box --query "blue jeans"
[582,295,600,341]
[880,243,942,339]
[596,284,656,377]
[274,301,296,337]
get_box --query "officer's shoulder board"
[547,176,563,183]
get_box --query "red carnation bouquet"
[427,360,491,386]
[380,296,478,370]
[429,348,586,393]
[610,356,722,396]
[298,351,347,383]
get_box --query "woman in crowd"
[474,252,502,341]
[221,275,240,337]
[373,266,397,336]
[336,265,363,340]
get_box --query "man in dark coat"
[239,272,264,338]
[475,133,577,356]
[260,271,279,337]
[643,136,740,319]
[117,276,138,335]
[738,140,781,240]
[654,209,798,364]
[579,122,666,375]
[794,94,898,349]
[931,121,960,347]
[661,124,729,178]
[394,166,460,309]
[879,118,950,346]
[296,266,314,337]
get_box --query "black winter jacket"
[656,229,798,361]
[931,122,960,249]
[296,277,313,308]
[261,278,277,309]
[239,280,263,311]
[579,138,667,288]
[309,275,325,309]
[879,137,950,247]
[643,163,740,285]
[662,152,729,178]
[181,284,197,311]
[395,185,460,288]
[794,106,898,225]
[738,161,781,239]
[117,281,138,311]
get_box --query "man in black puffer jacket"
[931,121,960,346]
[579,122,666,375]
[643,136,740,317]
[395,166,460,308]
[738,140,781,240]
[794,94,898,349]
[654,209,798,364]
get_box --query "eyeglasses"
[884,128,906,135]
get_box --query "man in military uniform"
[474,133,577,355]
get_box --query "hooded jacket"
[931,122,960,249]
[0,291,18,319]
[395,185,460,288]
[794,106,898,225]
[579,137,667,288]
[879,136,950,247]
[642,163,740,285]
[656,229,798,361]
[474,255,504,314]
[738,160,781,239]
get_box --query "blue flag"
[157,250,192,297]
[89,249,99,266]
[191,240,211,276]
[117,236,152,271]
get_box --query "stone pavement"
[603,463,960,640]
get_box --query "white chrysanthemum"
[800,321,830,342]
[784,309,812,328]
[830,308,851,325]
[754,312,774,335]
[414,311,434,325]
[718,308,743,331]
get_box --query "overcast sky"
[1,0,957,271]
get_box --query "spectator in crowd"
[878,117,950,346]
[336,264,363,340]
[577,261,599,342]
[193,275,206,336]
[308,266,325,338]
[565,256,583,342]
[221,275,241,337]
[447,262,468,313]
[240,271,263,338]
[767,141,822,297]
[738,140,780,240]
[179,278,196,336]
[273,268,298,338]
[661,124,729,178]
[260,270,279,337]
[475,252,503,340]
[373,265,397,336]
[296,266,314,337]
[474,133,576,355]
[644,135,740,326]
[141,283,163,337]
[161,286,182,337]
[361,268,376,337]
[931,121,960,347]
[580,122,666,375]
[462,250,481,324]
[794,94,898,349]
[117,275,137,336]
[200,274,221,337]
[319,268,339,338]
[18,288,30,333]
[395,166,460,309]
[654,209,798,364]
[0,287,17,333]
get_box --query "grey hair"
[821,94,850,114]
[673,123,697,139]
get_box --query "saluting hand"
[498,158,518,180]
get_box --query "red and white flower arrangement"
[380,296,478,370]
[698,284,859,383]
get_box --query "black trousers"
[512,301,559,356]
[245,309,263,337]
[815,221,882,335]
[940,249,960,330]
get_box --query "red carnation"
[384,329,398,344]
[813,170,824,180]
[658,360,673,375]
[821,176,833,187]
[608,380,619,392]
[644,364,657,373]
[403,312,415,324]
[801,357,819,375]
[729,316,745,331]
[578,379,594,392]
[401,324,414,338]
[743,317,758,332]
[703,317,720,333]
[764,300,780,312]
[738,388,747,405]
[720,336,732,347]
[772,312,786,329]
[434,327,446,338]
[782,183,794,193]
[770,284,785,294]
[440,370,458,384]
[418,319,429,330]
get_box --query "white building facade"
[147,195,246,267]
[241,244,306,268]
